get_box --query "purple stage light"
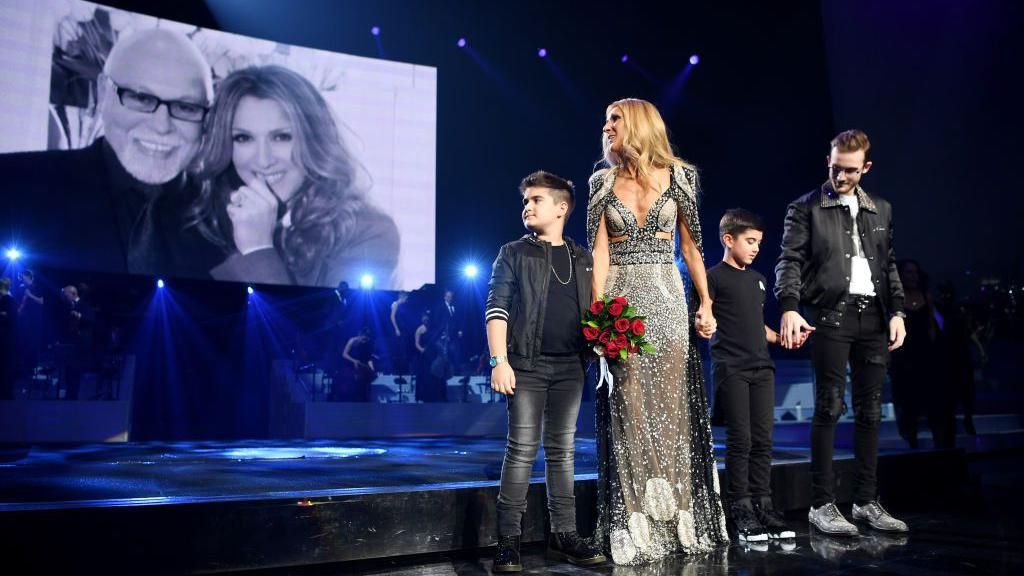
[457,37,467,48]
[621,54,629,64]
[689,54,700,65]
[371,26,380,36]
[537,48,547,58]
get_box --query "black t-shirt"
[707,262,773,372]
[540,243,581,355]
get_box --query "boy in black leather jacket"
[485,170,604,572]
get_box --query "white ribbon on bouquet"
[596,355,614,397]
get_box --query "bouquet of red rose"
[581,295,655,360]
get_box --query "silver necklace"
[551,243,572,285]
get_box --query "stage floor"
[0,437,822,509]
[0,435,1009,574]
[244,450,1024,576]
[2,413,1016,510]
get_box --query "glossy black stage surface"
[243,451,1024,576]
[0,432,995,574]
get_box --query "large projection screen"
[0,0,436,290]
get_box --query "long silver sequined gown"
[587,165,729,565]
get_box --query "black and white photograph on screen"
[0,0,436,290]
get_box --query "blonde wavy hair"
[602,98,694,191]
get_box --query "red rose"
[598,329,612,345]
[612,296,628,306]
[628,342,639,354]
[631,319,646,336]
[614,318,631,333]
[614,334,628,348]
[583,326,600,341]
[590,300,606,315]
[609,302,624,317]
[605,342,620,357]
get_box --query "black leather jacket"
[774,182,904,327]
[485,234,593,370]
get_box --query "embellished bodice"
[587,165,703,267]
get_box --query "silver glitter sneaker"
[808,503,859,536]
[851,501,909,533]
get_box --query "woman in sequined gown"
[587,98,729,565]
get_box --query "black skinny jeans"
[718,366,775,505]
[809,302,889,507]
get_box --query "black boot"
[547,531,607,566]
[492,535,522,573]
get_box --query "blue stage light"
[621,54,629,63]
[457,37,467,48]
[360,274,374,289]
[463,264,479,278]
[156,279,165,289]
[247,286,254,295]
[371,26,380,36]
[537,48,547,58]
[4,247,21,261]
[689,54,700,65]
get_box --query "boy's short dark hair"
[519,170,575,215]
[719,208,764,242]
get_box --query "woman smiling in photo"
[188,65,400,288]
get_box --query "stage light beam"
[4,247,21,261]
[371,26,380,36]
[156,279,165,289]
[360,274,374,289]
[464,264,479,278]
[689,54,700,65]
[457,37,467,48]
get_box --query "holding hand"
[226,178,280,254]
[695,302,716,340]
[491,363,516,396]
[780,311,815,349]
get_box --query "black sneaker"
[753,497,796,539]
[729,501,768,542]
[492,535,522,573]
[546,531,607,566]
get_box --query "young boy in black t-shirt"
[708,208,795,544]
